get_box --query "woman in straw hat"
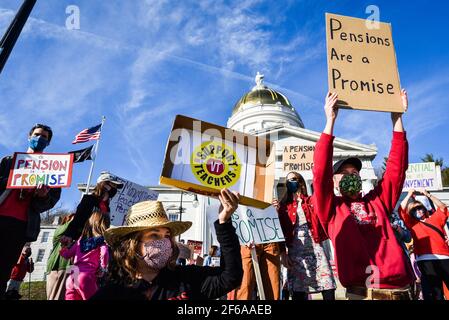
[91,189,243,300]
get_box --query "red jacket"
[277,194,328,247]
[399,206,449,257]
[10,254,33,281]
[313,131,414,289]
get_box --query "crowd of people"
[0,91,448,301]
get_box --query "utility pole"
[0,0,37,74]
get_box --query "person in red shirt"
[312,91,415,300]
[5,246,34,300]
[399,188,449,300]
[0,124,61,299]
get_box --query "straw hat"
[104,201,192,246]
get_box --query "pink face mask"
[138,238,173,270]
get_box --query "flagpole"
[83,116,106,196]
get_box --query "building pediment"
[254,124,377,159]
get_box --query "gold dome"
[232,72,296,115]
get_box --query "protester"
[46,214,75,300]
[60,212,110,300]
[312,90,415,300]
[4,246,34,300]
[399,188,449,300]
[91,189,243,300]
[0,124,61,299]
[274,171,336,300]
[60,171,123,246]
[390,211,412,255]
[203,245,219,267]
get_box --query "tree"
[421,153,443,167]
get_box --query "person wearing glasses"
[399,188,449,300]
[60,171,123,247]
[0,124,61,299]
[273,172,336,300]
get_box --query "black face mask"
[108,187,118,199]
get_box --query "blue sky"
[0,0,448,212]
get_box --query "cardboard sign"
[187,240,203,258]
[403,162,443,191]
[7,153,74,189]
[206,199,284,245]
[109,175,159,226]
[326,13,403,113]
[160,115,275,209]
[282,145,315,172]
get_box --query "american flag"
[72,124,102,144]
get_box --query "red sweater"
[10,255,33,281]
[399,206,449,257]
[313,131,414,289]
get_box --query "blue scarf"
[80,236,105,253]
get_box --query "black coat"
[63,194,107,240]
[91,220,243,300]
[0,155,61,242]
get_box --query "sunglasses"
[410,206,426,215]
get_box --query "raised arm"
[373,89,409,214]
[199,189,243,299]
[420,189,447,211]
[400,189,415,210]
[312,93,338,231]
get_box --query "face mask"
[29,136,48,152]
[339,174,362,197]
[108,187,117,199]
[138,238,173,270]
[286,180,299,193]
[410,206,426,220]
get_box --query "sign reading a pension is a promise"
[326,13,404,113]
[282,145,315,172]
[402,162,443,191]
[7,153,74,189]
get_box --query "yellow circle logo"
[191,141,241,189]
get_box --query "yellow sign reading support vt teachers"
[326,13,404,113]
[191,141,241,189]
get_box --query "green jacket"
[46,222,71,273]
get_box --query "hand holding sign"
[218,189,240,224]
[35,184,50,198]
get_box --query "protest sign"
[187,240,203,259]
[326,13,403,113]
[403,162,443,191]
[160,115,275,209]
[109,175,159,226]
[282,144,315,173]
[206,199,284,245]
[7,152,73,189]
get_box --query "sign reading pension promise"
[402,162,443,191]
[7,152,74,189]
[326,13,404,113]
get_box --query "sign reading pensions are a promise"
[283,145,315,172]
[403,162,443,191]
[326,13,403,113]
[7,153,74,189]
